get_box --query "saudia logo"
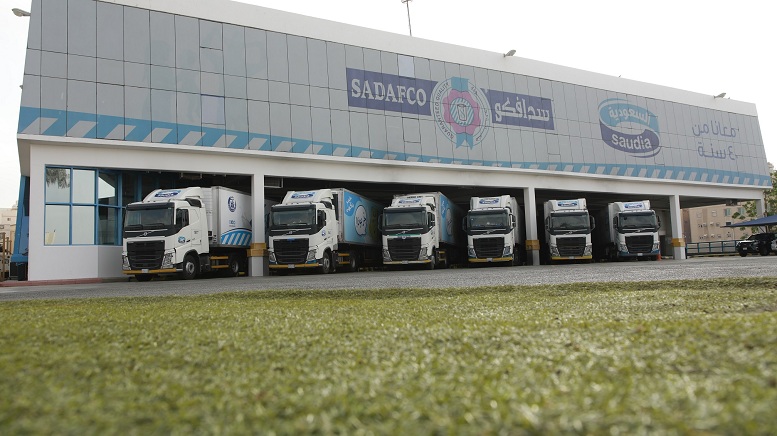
[599,99,661,158]
[432,78,491,148]
[227,196,237,212]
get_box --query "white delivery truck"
[463,195,523,266]
[380,192,463,269]
[543,198,594,264]
[122,186,255,281]
[594,201,661,261]
[267,188,383,274]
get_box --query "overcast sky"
[1,0,774,208]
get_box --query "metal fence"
[685,240,739,256]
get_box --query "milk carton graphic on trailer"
[380,192,463,269]
[594,201,660,261]
[122,186,254,281]
[543,198,594,263]
[463,196,523,265]
[267,188,383,273]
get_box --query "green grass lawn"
[1,278,776,434]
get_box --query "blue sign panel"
[485,90,555,130]
[347,68,436,115]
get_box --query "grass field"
[1,278,776,434]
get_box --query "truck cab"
[380,195,438,268]
[599,201,661,260]
[122,188,208,281]
[544,199,594,263]
[463,196,522,265]
[267,190,338,273]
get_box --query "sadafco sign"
[347,68,555,149]
[599,99,661,158]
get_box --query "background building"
[11,0,770,281]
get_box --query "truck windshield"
[549,212,590,233]
[270,206,316,229]
[618,212,658,232]
[124,205,173,230]
[383,208,426,231]
[467,211,509,233]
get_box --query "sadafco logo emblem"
[432,77,491,148]
[599,99,660,158]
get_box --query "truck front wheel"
[426,251,436,270]
[181,254,198,280]
[320,252,332,274]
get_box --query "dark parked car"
[735,232,776,257]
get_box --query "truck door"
[188,208,204,251]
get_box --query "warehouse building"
[12,0,769,281]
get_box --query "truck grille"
[557,237,587,257]
[127,241,164,269]
[473,237,505,258]
[625,235,654,254]
[388,237,421,261]
[273,238,310,264]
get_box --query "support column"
[669,194,686,260]
[755,197,766,218]
[523,187,540,266]
[248,174,268,277]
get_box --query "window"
[176,209,189,228]
[44,167,126,246]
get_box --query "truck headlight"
[419,247,428,260]
[584,245,593,256]
[122,255,130,270]
[306,249,317,262]
[268,250,276,263]
[382,249,391,262]
[550,245,559,256]
[502,246,512,257]
[618,243,628,252]
[652,242,660,252]
[161,252,175,269]
[468,247,476,258]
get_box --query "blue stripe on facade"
[18,107,772,187]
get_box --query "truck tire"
[760,244,770,256]
[739,250,748,257]
[427,251,436,270]
[347,252,359,272]
[320,251,331,274]
[181,254,198,280]
[227,255,240,277]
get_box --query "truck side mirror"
[377,214,384,232]
[428,212,435,227]
[590,216,596,230]
[544,216,550,230]
[657,216,662,229]
[461,217,468,231]
[510,214,517,229]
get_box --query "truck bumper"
[123,268,178,275]
[468,256,512,263]
[550,255,592,261]
[384,259,431,265]
[618,250,660,258]
[269,263,321,270]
